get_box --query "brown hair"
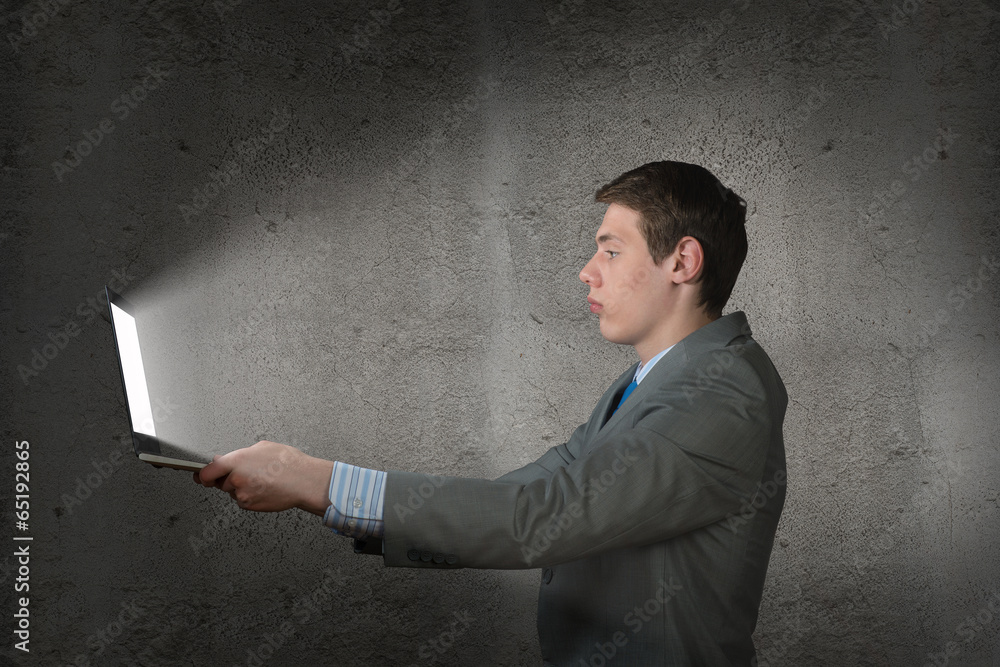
[595,161,748,319]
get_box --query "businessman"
[195,161,788,665]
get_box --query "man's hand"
[193,440,334,516]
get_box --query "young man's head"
[579,161,748,361]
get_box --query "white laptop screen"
[110,301,156,437]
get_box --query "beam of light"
[110,302,156,437]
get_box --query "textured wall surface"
[2,0,999,665]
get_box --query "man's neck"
[634,309,718,365]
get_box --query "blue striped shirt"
[322,344,674,540]
[322,462,386,539]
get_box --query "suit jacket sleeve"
[378,349,773,570]
[491,421,589,485]
[349,421,590,556]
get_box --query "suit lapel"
[598,312,752,433]
[598,364,639,428]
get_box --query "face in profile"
[578,203,677,353]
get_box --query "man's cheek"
[605,274,626,297]
[631,266,653,288]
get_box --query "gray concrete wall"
[2,0,999,664]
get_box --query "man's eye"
[606,250,619,259]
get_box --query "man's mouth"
[587,297,602,313]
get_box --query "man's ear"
[670,236,705,285]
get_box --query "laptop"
[106,286,207,472]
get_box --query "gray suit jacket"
[359,312,787,665]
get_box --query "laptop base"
[138,453,207,471]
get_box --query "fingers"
[217,473,235,493]
[196,454,234,488]
[190,441,307,513]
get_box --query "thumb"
[198,454,233,488]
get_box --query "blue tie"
[613,379,638,415]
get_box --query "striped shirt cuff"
[322,461,386,540]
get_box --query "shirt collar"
[633,344,675,385]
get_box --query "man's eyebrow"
[596,233,624,245]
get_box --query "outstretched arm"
[193,440,334,516]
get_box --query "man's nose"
[579,254,600,286]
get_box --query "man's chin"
[598,324,629,346]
